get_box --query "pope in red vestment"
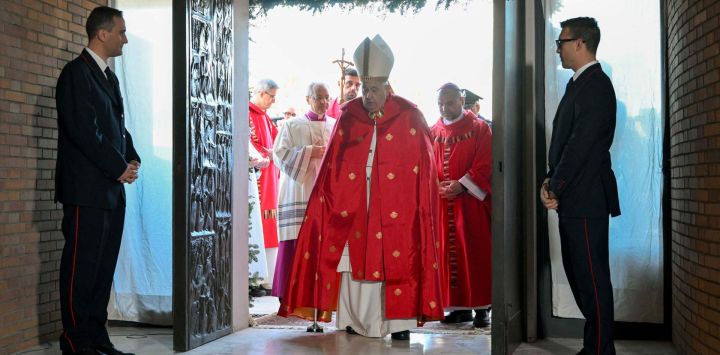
[249,101,280,249]
[277,92,445,325]
[431,83,492,327]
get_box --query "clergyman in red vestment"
[431,83,492,328]
[249,79,280,291]
[278,35,444,341]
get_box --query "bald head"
[437,83,465,120]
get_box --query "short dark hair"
[86,6,123,39]
[344,68,359,77]
[560,17,600,54]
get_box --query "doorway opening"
[103,0,498,351]
[246,0,495,338]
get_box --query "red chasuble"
[430,111,492,308]
[278,95,445,323]
[249,102,280,248]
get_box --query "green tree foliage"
[249,0,464,18]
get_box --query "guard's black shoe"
[441,310,473,323]
[96,343,135,355]
[391,330,410,340]
[63,348,98,355]
[473,309,491,328]
[345,326,358,335]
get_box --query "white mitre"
[353,34,394,81]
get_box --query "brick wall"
[666,0,720,354]
[0,0,106,353]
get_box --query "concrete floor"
[17,326,678,355]
[17,297,676,354]
[17,327,489,355]
[513,338,677,355]
[15,328,678,355]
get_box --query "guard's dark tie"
[565,77,575,92]
[105,67,117,86]
[104,67,122,102]
[103,66,125,155]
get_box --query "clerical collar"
[306,110,325,121]
[442,111,465,125]
[573,60,598,81]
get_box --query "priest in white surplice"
[271,82,336,299]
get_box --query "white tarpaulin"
[108,1,173,325]
[543,0,664,323]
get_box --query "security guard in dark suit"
[55,6,139,355]
[541,17,621,355]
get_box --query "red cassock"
[278,95,445,323]
[430,111,492,308]
[249,102,280,248]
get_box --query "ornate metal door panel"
[174,0,234,350]
[492,0,527,353]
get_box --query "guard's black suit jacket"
[547,63,621,218]
[55,49,140,209]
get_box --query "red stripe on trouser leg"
[70,206,79,326]
[63,331,76,352]
[583,218,601,355]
